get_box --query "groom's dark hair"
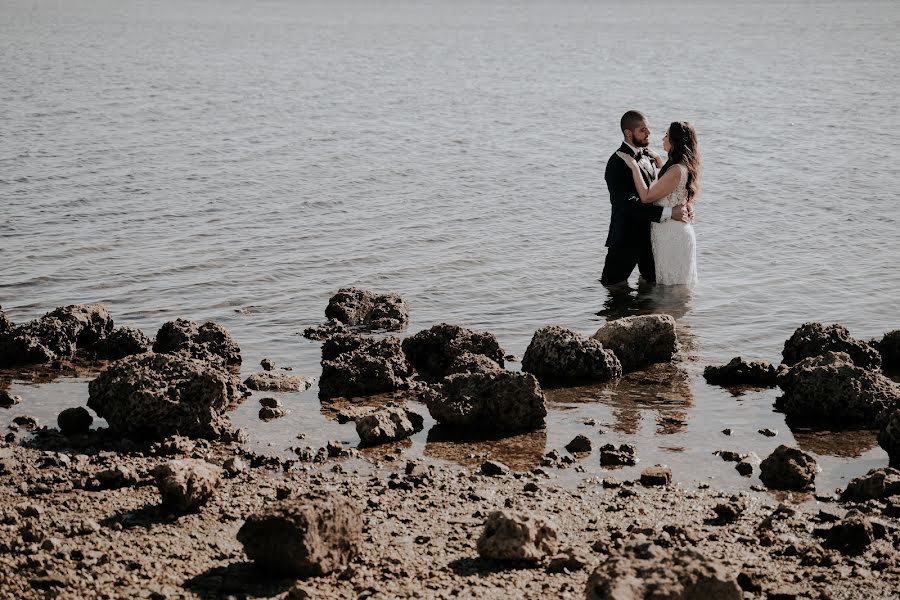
[620,110,646,132]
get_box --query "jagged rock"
[759,445,818,492]
[57,407,92,435]
[0,304,113,367]
[875,331,900,373]
[591,314,678,371]
[153,319,242,366]
[445,352,503,377]
[547,547,590,573]
[223,457,246,477]
[244,372,314,392]
[237,494,362,577]
[87,353,243,440]
[736,460,754,476]
[565,435,592,454]
[640,466,671,486]
[401,324,504,382]
[318,334,412,398]
[0,307,12,334]
[0,391,22,409]
[355,407,424,446]
[823,510,876,555]
[259,397,280,409]
[600,444,637,467]
[324,288,409,331]
[776,351,900,427]
[782,322,881,370]
[153,459,222,513]
[521,326,622,385]
[712,498,747,525]
[259,406,289,420]
[12,415,38,430]
[585,541,742,600]
[94,326,152,360]
[476,510,558,562]
[260,358,274,371]
[481,460,510,476]
[424,370,546,432]
[302,320,350,341]
[703,357,779,387]
[840,467,900,502]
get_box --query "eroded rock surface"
[782,322,881,370]
[591,315,677,371]
[95,326,153,360]
[875,330,900,373]
[153,459,222,513]
[87,353,243,440]
[841,467,900,502]
[237,494,362,577]
[243,372,314,392]
[324,288,409,331]
[703,357,779,387]
[759,445,818,492]
[424,370,546,432]
[476,510,558,562]
[355,407,424,446]
[776,352,900,427]
[153,319,242,366]
[521,326,622,385]
[318,334,412,398]
[0,304,113,367]
[401,324,504,382]
[57,407,93,435]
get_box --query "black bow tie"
[634,149,649,160]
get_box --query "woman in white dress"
[616,121,700,286]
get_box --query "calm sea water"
[2,0,899,492]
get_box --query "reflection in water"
[0,359,105,387]
[598,282,694,323]
[792,428,879,458]
[318,391,421,423]
[423,425,547,472]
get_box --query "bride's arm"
[615,152,682,204]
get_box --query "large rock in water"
[585,540,741,600]
[94,326,153,360]
[759,445,818,492]
[520,326,622,385]
[318,334,412,398]
[703,357,779,387]
[775,352,900,427]
[591,315,678,371]
[424,370,546,432]
[782,322,881,370]
[324,287,409,331]
[840,467,900,502]
[476,510,558,562]
[237,494,362,577]
[875,330,900,373]
[355,406,424,446]
[87,353,243,440]
[0,304,114,367]
[401,324,505,382]
[153,459,222,513]
[153,319,241,366]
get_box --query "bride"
[616,121,700,286]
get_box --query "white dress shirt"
[624,141,672,222]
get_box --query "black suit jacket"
[604,142,664,249]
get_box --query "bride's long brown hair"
[659,121,700,203]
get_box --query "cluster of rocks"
[303,287,410,339]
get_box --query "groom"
[600,110,693,286]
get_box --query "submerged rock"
[153,459,222,513]
[94,326,153,360]
[0,304,114,367]
[703,357,779,387]
[153,319,242,366]
[776,351,900,427]
[401,324,505,382]
[87,353,243,441]
[875,330,900,373]
[302,320,350,341]
[476,510,558,562]
[57,407,93,435]
[840,467,900,502]
[237,494,362,577]
[318,334,412,398]
[424,370,546,432]
[324,288,409,331]
[521,326,622,385]
[591,314,678,371]
[243,372,314,392]
[759,445,818,492]
[585,542,742,600]
[782,322,881,370]
[355,406,424,446]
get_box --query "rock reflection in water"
[423,425,546,472]
[791,429,879,458]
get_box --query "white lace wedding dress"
[652,164,698,285]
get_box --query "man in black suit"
[600,110,693,286]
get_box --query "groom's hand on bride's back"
[673,205,694,223]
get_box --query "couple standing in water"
[601,110,701,287]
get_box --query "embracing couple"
[600,110,700,287]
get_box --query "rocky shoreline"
[2,292,900,598]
